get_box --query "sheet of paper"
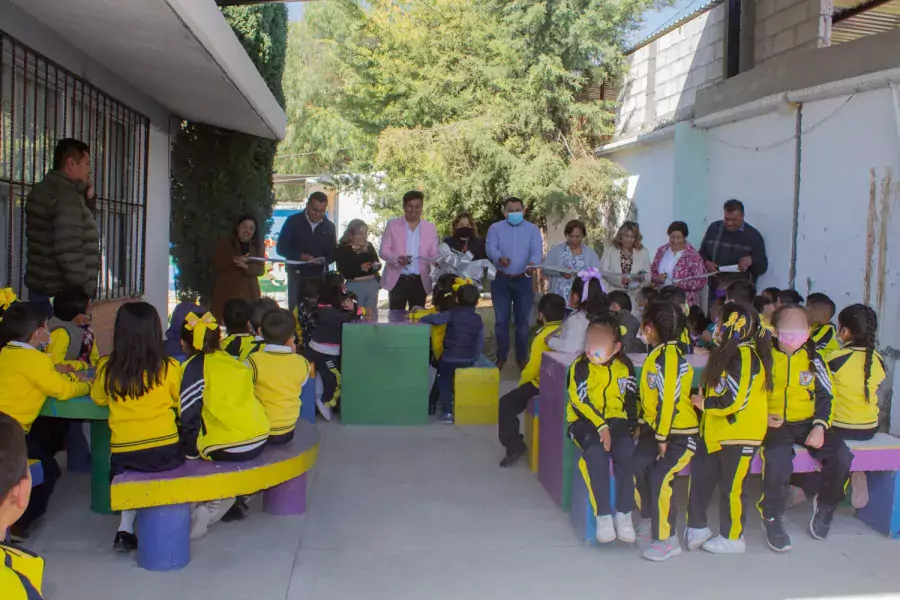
[718,264,740,273]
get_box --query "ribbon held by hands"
[184,312,218,350]
[576,267,606,302]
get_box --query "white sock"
[118,510,137,534]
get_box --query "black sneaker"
[761,516,792,552]
[499,446,527,468]
[810,497,836,540]
[113,531,138,553]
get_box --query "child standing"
[46,288,98,370]
[91,302,184,552]
[548,269,609,353]
[246,309,311,444]
[412,273,458,415]
[608,290,644,353]
[0,413,45,598]
[221,298,257,361]
[758,305,851,551]
[294,277,320,354]
[308,272,359,421]
[685,302,771,554]
[421,282,484,424]
[0,302,91,541]
[807,293,840,355]
[566,315,638,543]
[633,301,699,562]
[179,311,270,539]
[497,293,566,466]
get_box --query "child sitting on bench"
[0,302,91,541]
[0,413,45,598]
[221,298,257,361]
[497,293,565,466]
[807,293,839,355]
[179,311,271,539]
[91,302,185,552]
[46,287,98,371]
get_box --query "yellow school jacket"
[46,325,99,371]
[566,354,637,429]
[520,321,562,389]
[221,333,260,362]
[91,357,182,453]
[180,351,270,460]
[769,345,833,428]
[246,345,310,436]
[0,343,90,433]
[700,343,768,452]
[828,347,886,430]
[411,306,446,360]
[0,543,44,600]
[678,327,692,355]
[639,342,699,441]
[812,323,840,356]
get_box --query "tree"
[170,5,288,303]
[289,0,651,237]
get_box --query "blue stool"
[300,377,316,424]
[570,457,617,545]
[136,504,191,571]
[66,422,92,473]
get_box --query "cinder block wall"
[754,0,832,65]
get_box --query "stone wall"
[754,0,832,65]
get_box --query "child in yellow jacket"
[46,288,99,371]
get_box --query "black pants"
[687,442,757,539]
[309,349,342,410]
[758,422,853,519]
[569,419,635,517]
[389,274,427,310]
[110,442,186,479]
[795,425,875,498]
[19,431,62,530]
[207,443,267,462]
[497,382,538,454]
[634,429,696,541]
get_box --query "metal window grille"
[0,31,149,301]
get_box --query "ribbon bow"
[0,288,18,311]
[723,312,749,339]
[184,312,218,350]
[757,318,775,339]
[452,277,473,292]
[576,268,605,302]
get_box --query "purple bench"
[110,421,320,571]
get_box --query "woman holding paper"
[543,220,601,300]
[599,221,651,300]
[211,214,265,320]
[650,221,707,307]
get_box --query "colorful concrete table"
[341,310,431,425]
[40,395,112,514]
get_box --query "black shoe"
[428,403,437,416]
[8,524,28,543]
[222,498,249,522]
[113,531,138,553]
[761,516,792,552]
[499,446,527,468]
[810,497,836,540]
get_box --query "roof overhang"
[9,0,286,139]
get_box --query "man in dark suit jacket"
[276,192,337,309]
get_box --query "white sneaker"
[316,398,332,421]
[595,514,616,544]
[642,536,682,562]
[190,503,213,540]
[685,526,713,551]
[701,535,746,554]
[636,519,653,551]
[851,472,869,508]
[614,512,636,543]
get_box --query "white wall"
[615,139,676,253]
[143,124,173,319]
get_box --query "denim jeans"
[492,274,534,364]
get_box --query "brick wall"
[754,0,832,65]
[90,296,141,356]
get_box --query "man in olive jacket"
[25,139,100,313]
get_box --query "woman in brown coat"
[211,214,265,320]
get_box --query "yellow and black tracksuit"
[828,347,885,438]
[0,543,44,600]
[0,342,90,531]
[498,320,561,455]
[180,350,270,461]
[565,354,637,517]
[678,327,692,355]
[687,344,768,540]
[812,323,840,356]
[758,345,852,518]
[222,332,261,362]
[246,345,310,443]
[412,306,448,413]
[634,342,699,541]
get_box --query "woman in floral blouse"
[650,221,708,307]
[543,220,601,301]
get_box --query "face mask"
[637,330,649,346]
[455,227,473,239]
[586,347,612,365]
[506,212,524,226]
[777,329,809,354]
[36,327,50,352]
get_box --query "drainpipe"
[787,104,802,290]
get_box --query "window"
[0,31,149,300]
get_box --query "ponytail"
[838,304,878,403]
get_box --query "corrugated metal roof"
[832,0,900,44]
[626,0,725,54]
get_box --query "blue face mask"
[506,212,524,226]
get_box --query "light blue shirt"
[486,219,543,276]
[402,222,421,275]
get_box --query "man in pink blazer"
[379,190,439,310]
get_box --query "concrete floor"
[24,370,900,599]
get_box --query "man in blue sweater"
[276,192,337,309]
